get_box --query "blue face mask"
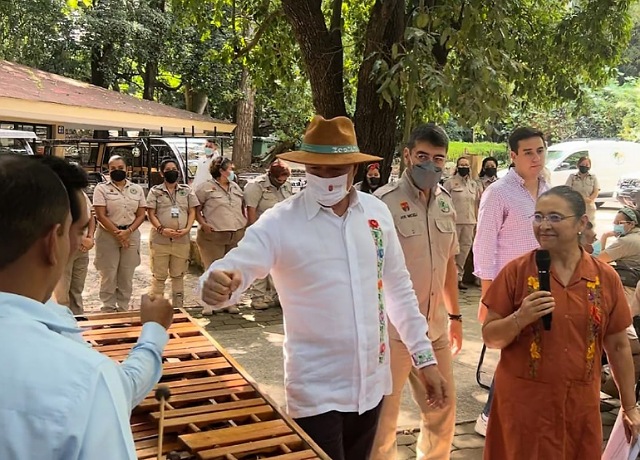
[613,224,626,236]
[228,171,236,182]
[591,240,602,256]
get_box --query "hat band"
[300,142,359,154]
[621,207,639,224]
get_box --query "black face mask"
[367,177,380,187]
[458,167,470,177]
[579,165,590,174]
[484,167,497,177]
[164,170,179,184]
[110,169,126,182]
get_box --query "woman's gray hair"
[538,185,586,219]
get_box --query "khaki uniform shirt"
[93,180,146,227]
[146,183,199,245]
[376,172,459,341]
[479,175,498,193]
[443,174,480,224]
[566,173,600,200]
[604,228,640,267]
[195,179,247,232]
[244,174,292,218]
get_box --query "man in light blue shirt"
[0,155,172,459]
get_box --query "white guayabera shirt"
[199,187,436,418]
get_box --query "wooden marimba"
[77,310,329,460]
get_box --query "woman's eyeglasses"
[531,213,576,224]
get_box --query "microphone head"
[535,249,551,269]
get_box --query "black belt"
[117,225,132,230]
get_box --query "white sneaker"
[475,413,488,437]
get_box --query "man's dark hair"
[160,157,179,172]
[35,156,89,223]
[508,127,545,153]
[206,138,218,146]
[407,124,449,151]
[0,155,70,270]
[539,185,586,220]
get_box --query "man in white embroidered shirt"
[200,115,448,460]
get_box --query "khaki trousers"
[455,224,475,282]
[94,227,141,312]
[371,334,456,460]
[53,249,89,315]
[196,228,245,269]
[251,275,278,303]
[149,240,191,307]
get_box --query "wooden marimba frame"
[77,309,329,460]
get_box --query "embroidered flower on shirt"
[412,349,435,366]
[369,219,386,364]
[586,276,602,378]
[527,275,543,377]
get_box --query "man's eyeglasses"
[531,213,575,224]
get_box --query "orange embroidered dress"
[483,250,631,460]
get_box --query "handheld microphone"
[535,249,552,331]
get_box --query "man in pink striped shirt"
[472,127,550,435]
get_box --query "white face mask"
[305,172,350,207]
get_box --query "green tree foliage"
[175,0,634,179]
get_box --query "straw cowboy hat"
[278,115,382,166]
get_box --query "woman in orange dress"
[481,185,640,460]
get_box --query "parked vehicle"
[615,170,640,208]
[544,140,640,207]
[0,129,36,155]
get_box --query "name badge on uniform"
[171,206,180,218]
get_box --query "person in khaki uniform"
[53,190,95,314]
[146,158,199,308]
[244,159,292,310]
[93,156,147,312]
[195,157,247,314]
[598,207,640,308]
[372,124,462,460]
[443,156,480,290]
[566,156,600,223]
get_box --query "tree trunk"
[142,61,158,101]
[184,84,209,114]
[354,0,405,182]
[233,68,256,172]
[90,44,112,88]
[281,0,347,118]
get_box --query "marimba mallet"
[155,385,172,460]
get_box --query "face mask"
[227,171,236,182]
[204,147,214,157]
[579,165,590,174]
[591,240,602,256]
[110,169,126,182]
[484,167,497,177]
[164,170,179,184]
[410,161,442,191]
[458,167,470,177]
[367,177,380,187]
[613,224,626,236]
[305,172,350,207]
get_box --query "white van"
[0,129,36,155]
[545,140,640,207]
